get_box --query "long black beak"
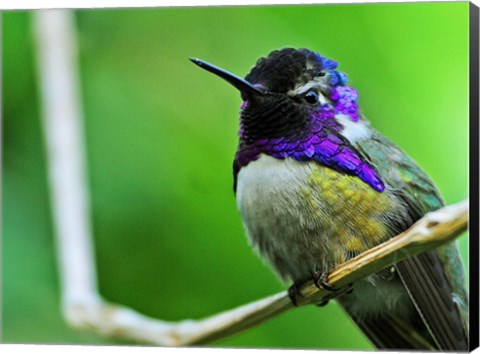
[189,58,265,98]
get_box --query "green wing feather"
[352,131,468,350]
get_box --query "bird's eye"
[304,90,319,105]
[319,70,326,77]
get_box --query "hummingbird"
[190,48,468,351]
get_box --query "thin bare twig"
[34,9,469,347]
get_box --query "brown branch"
[62,194,471,346]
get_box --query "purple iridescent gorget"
[234,52,385,193]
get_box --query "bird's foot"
[313,271,353,307]
[287,281,305,306]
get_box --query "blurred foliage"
[3,2,469,350]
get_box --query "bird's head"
[190,48,383,192]
[191,48,360,144]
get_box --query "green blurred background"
[3,2,470,350]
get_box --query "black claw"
[291,274,354,307]
[313,271,355,304]
[288,282,303,306]
[314,271,339,291]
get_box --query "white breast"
[236,154,328,281]
[236,154,315,228]
[236,154,310,208]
